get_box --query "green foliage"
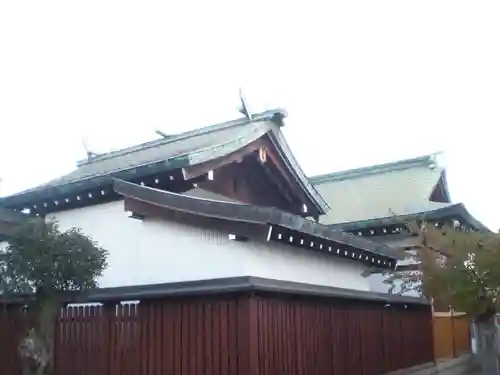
[0,219,108,294]
[0,218,108,374]
[381,222,500,320]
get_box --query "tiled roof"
[1,109,329,213]
[310,154,451,225]
[26,111,280,192]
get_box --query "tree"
[378,222,500,375]
[0,219,108,375]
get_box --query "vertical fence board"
[204,301,213,375]
[433,314,471,360]
[0,291,434,375]
[153,302,161,375]
[121,304,130,375]
[161,301,173,374]
[228,299,238,375]
[148,302,156,375]
[257,298,267,375]
[236,297,247,375]
[189,300,200,375]
[0,306,24,375]
[253,295,433,375]
[220,300,230,375]
[213,300,222,375]
[453,316,471,355]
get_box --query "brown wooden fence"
[252,294,433,375]
[433,313,471,360]
[0,277,434,375]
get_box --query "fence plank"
[0,292,433,375]
[433,315,471,360]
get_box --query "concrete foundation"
[384,354,478,375]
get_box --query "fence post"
[451,311,457,358]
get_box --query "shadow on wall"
[367,273,421,297]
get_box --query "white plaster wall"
[48,201,371,291]
[48,201,143,287]
[368,273,421,297]
[368,236,422,296]
[243,239,370,291]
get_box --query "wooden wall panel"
[433,315,471,360]
[252,295,433,375]
[0,293,433,375]
[0,306,25,375]
[453,316,471,356]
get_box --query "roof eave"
[328,203,491,233]
[0,158,190,208]
[0,275,429,306]
[0,109,290,209]
[265,131,330,215]
[113,179,398,264]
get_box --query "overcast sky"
[0,1,499,230]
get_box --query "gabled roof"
[310,154,452,225]
[1,109,329,214]
[113,179,399,266]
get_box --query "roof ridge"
[310,153,443,185]
[77,109,287,168]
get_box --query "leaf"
[380,220,500,320]
[0,218,109,375]
[0,219,108,295]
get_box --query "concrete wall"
[47,200,371,290]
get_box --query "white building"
[0,109,397,291]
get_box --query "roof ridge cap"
[76,109,286,168]
[310,153,442,184]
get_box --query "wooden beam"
[181,136,320,216]
[257,138,320,216]
[181,140,264,181]
[250,153,297,208]
[195,158,292,211]
[124,197,269,240]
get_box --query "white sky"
[0,1,499,230]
